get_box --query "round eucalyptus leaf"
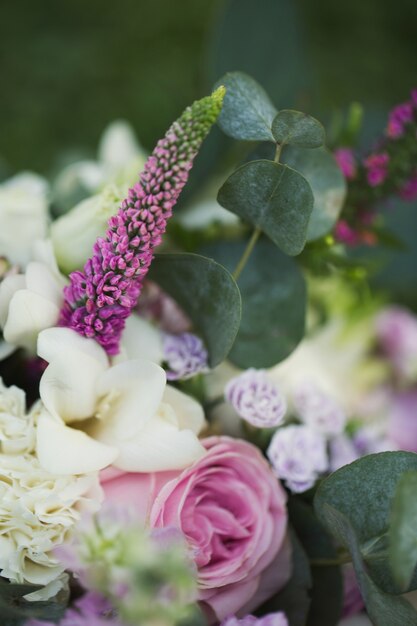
[389,470,417,591]
[282,146,346,240]
[202,240,306,368]
[217,159,314,256]
[272,109,325,148]
[148,253,241,367]
[214,72,277,142]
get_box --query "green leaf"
[214,72,277,141]
[289,499,343,626]
[217,160,314,256]
[202,240,306,368]
[314,452,417,595]
[148,253,241,367]
[257,530,312,626]
[389,470,417,591]
[0,579,66,624]
[282,146,346,241]
[272,110,325,148]
[322,504,417,626]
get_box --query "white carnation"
[0,378,35,454]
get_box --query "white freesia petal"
[25,262,63,306]
[40,350,106,422]
[3,290,60,352]
[96,359,166,437]
[36,413,118,475]
[37,327,109,368]
[98,120,142,169]
[111,414,206,472]
[121,314,164,363]
[163,384,205,434]
[0,340,16,361]
[32,239,65,281]
[0,274,26,326]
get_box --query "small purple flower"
[334,220,360,246]
[225,369,287,428]
[399,174,417,201]
[334,148,357,180]
[163,332,209,380]
[387,102,414,138]
[221,612,288,626]
[26,592,123,626]
[376,306,417,379]
[267,425,328,493]
[363,152,389,187]
[293,381,346,436]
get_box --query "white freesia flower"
[0,381,102,591]
[0,241,66,354]
[51,183,124,274]
[36,327,206,475]
[0,172,49,267]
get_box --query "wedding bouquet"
[1,71,417,626]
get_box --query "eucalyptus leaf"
[314,452,417,594]
[202,240,306,368]
[322,504,417,626]
[257,531,311,626]
[282,146,346,240]
[0,579,66,624]
[148,253,241,367]
[389,470,417,591]
[217,159,314,256]
[289,499,343,626]
[272,110,325,148]
[214,72,277,141]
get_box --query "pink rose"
[101,436,291,623]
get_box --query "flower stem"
[233,227,262,281]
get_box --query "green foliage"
[203,240,306,368]
[272,110,325,148]
[217,159,314,256]
[215,71,277,141]
[148,253,241,367]
[0,579,66,624]
[314,453,417,624]
[282,146,346,241]
[258,531,312,626]
[289,499,343,626]
[389,470,417,591]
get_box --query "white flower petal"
[95,359,166,438]
[98,120,141,170]
[111,414,206,472]
[40,349,105,422]
[0,274,26,327]
[163,385,205,434]
[36,413,118,474]
[25,261,63,307]
[121,314,164,363]
[3,290,60,352]
[37,327,108,368]
[0,340,16,361]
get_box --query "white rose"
[0,172,49,267]
[36,327,206,475]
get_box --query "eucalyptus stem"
[275,142,283,162]
[232,227,261,281]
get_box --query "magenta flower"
[334,148,357,180]
[59,88,225,355]
[363,152,389,187]
[334,220,360,246]
[386,101,414,138]
[399,174,417,201]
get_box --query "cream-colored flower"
[36,327,206,476]
[0,378,35,454]
[0,240,66,355]
[0,172,49,267]
[0,381,102,590]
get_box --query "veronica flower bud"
[163,332,208,380]
[267,425,328,493]
[60,88,225,355]
[225,369,287,428]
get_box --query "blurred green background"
[1,0,417,305]
[1,0,416,174]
